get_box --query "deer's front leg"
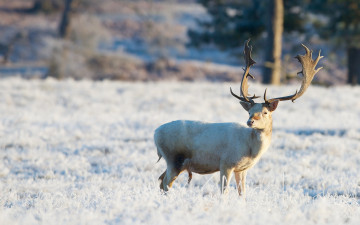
[234,170,247,196]
[219,165,234,194]
[240,171,247,195]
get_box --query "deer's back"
[155,120,249,155]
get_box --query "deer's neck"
[262,120,273,137]
[249,120,272,158]
[252,118,272,136]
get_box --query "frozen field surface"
[0,78,360,224]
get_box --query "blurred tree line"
[3,0,359,84]
[31,0,81,38]
[27,0,114,79]
[188,0,360,85]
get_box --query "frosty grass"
[0,78,360,224]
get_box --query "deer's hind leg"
[162,167,182,191]
[162,153,187,191]
[158,170,166,190]
[187,170,192,184]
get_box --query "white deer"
[154,40,323,196]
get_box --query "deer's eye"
[264,112,268,115]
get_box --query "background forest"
[0,0,359,85]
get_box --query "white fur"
[154,101,277,196]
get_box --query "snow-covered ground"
[0,78,359,224]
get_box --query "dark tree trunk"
[347,47,360,85]
[58,0,76,39]
[263,0,283,85]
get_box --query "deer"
[154,40,323,196]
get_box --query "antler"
[264,44,323,104]
[230,39,259,104]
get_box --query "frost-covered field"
[0,78,360,224]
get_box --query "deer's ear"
[240,101,252,111]
[268,100,279,112]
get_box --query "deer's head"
[230,40,323,129]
